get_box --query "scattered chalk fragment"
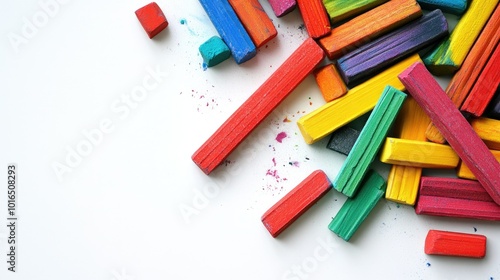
[425,230,487,258]
[135,2,169,39]
[313,64,348,102]
[199,36,231,67]
[326,126,360,156]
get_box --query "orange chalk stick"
[318,0,422,59]
[192,38,325,175]
[228,0,277,47]
[261,170,332,237]
[425,230,487,258]
[425,5,500,143]
[461,45,500,117]
[313,64,348,102]
[297,0,331,39]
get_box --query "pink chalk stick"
[268,0,297,17]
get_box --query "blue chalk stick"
[198,0,257,64]
[417,0,467,15]
[337,9,448,85]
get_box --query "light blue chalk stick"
[417,0,467,15]
[199,36,231,67]
[198,0,257,64]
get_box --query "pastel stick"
[417,0,467,15]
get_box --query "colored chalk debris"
[297,0,331,39]
[417,0,467,15]
[380,138,459,169]
[199,36,231,67]
[399,62,500,206]
[322,0,388,23]
[313,64,348,102]
[423,0,498,75]
[135,2,169,39]
[268,0,297,17]
[486,86,500,120]
[385,97,429,206]
[228,0,277,47]
[337,9,448,85]
[326,126,360,156]
[329,170,386,241]
[425,230,487,258]
[261,170,332,237]
[318,0,422,60]
[425,4,500,143]
[458,150,500,181]
[198,0,256,64]
[416,177,500,221]
[192,38,324,175]
[334,86,406,197]
[298,54,421,145]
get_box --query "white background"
[1,0,499,279]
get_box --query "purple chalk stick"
[337,9,448,85]
[268,0,296,17]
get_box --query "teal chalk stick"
[329,170,386,241]
[199,36,231,67]
[417,0,467,15]
[333,85,406,197]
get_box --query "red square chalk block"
[135,2,168,39]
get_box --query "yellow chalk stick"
[386,97,429,205]
[423,0,498,75]
[297,54,422,144]
[470,117,500,151]
[458,150,500,180]
[381,138,460,168]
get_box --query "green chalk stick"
[333,85,406,197]
[329,170,386,241]
[199,36,231,67]
[322,0,388,23]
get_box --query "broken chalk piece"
[322,0,388,24]
[425,230,487,258]
[261,170,332,238]
[334,86,406,197]
[199,36,231,68]
[329,170,386,242]
[228,0,277,47]
[268,0,297,17]
[417,0,467,15]
[135,2,169,39]
[398,62,500,206]
[198,0,256,64]
[313,64,348,102]
[326,126,360,156]
[297,0,331,39]
[192,38,324,175]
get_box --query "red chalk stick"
[192,38,325,175]
[425,230,486,258]
[461,45,500,117]
[261,170,332,237]
[398,62,500,205]
[297,0,331,39]
[135,2,168,39]
[415,177,500,221]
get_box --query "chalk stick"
[461,45,500,117]
[337,9,448,85]
[458,150,500,180]
[326,126,360,156]
[198,0,256,64]
[268,0,296,17]
[297,54,421,144]
[417,0,467,15]
[386,98,429,206]
[135,2,168,39]
[399,62,500,205]
[486,86,500,120]
[318,0,422,60]
[470,117,500,150]
[425,230,487,258]
[228,0,277,47]
[381,138,459,168]
[416,177,500,221]
[423,0,498,75]
[297,0,331,38]
[322,0,388,24]
[329,170,386,241]
[199,36,231,67]
[192,38,324,175]
[313,64,348,102]
[334,86,406,197]
[425,4,500,143]
[261,170,332,238]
